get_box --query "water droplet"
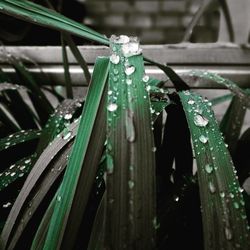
[209,181,216,193]
[194,114,209,127]
[233,202,239,209]
[188,99,195,105]
[126,110,136,142]
[64,113,72,120]
[224,226,233,240]
[107,103,118,112]
[199,135,208,144]
[20,166,26,171]
[238,187,244,193]
[24,159,31,164]
[107,154,114,174]
[113,68,119,75]
[113,76,118,82]
[57,195,62,202]
[128,180,134,189]
[153,217,160,229]
[126,79,132,85]
[142,75,149,83]
[152,147,157,152]
[63,131,72,140]
[125,65,135,76]
[108,90,113,95]
[174,195,179,202]
[220,192,225,198]
[3,202,12,208]
[9,164,15,169]
[229,193,234,198]
[183,90,190,95]
[10,172,16,177]
[19,173,24,178]
[205,164,213,174]
[110,54,120,64]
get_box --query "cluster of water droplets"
[183,90,250,244]
[0,154,35,191]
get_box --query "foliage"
[0,0,249,249]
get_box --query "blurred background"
[0,0,230,45]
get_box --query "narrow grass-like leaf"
[210,93,233,106]
[9,56,53,122]
[0,129,41,152]
[105,37,156,249]
[183,0,213,41]
[42,57,109,249]
[179,90,250,250]
[0,121,79,250]
[0,153,36,191]
[0,82,28,92]
[187,70,250,107]
[220,96,246,154]
[0,0,109,45]
[36,99,82,155]
[61,35,73,99]
[0,105,20,132]
[144,57,190,91]
[63,34,91,84]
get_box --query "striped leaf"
[220,95,246,154]
[105,36,156,249]
[41,57,109,249]
[0,0,109,45]
[179,90,250,250]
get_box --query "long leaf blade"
[179,90,250,250]
[0,0,109,45]
[42,57,109,249]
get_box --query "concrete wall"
[83,0,220,44]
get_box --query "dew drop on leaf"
[64,113,73,120]
[142,75,149,83]
[194,114,209,127]
[208,181,216,193]
[128,180,134,189]
[188,99,195,105]
[57,195,62,202]
[126,79,132,85]
[107,103,118,112]
[205,164,213,174]
[107,154,114,174]
[125,65,135,76]
[110,54,120,64]
[199,135,208,144]
[63,131,72,140]
[224,226,233,240]
[3,202,12,208]
[233,202,239,209]
[220,192,225,198]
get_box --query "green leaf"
[36,98,82,155]
[0,129,41,152]
[210,93,233,106]
[220,96,246,154]
[0,121,79,250]
[144,57,190,91]
[63,34,91,84]
[105,40,156,249]
[42,57,109,249]
[0,0,109,45]
[187,70,250,107]
[179,90,250,250]
[0,153,36,191]
[8,55,53,123]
